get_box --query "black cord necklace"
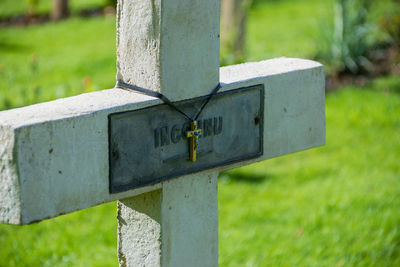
[116,80,221,162]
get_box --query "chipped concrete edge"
[0,126,22,225]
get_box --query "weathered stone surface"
[118,171,218,267]
[0,128,21,224]
[0,58,325,225]
[220,58,326,164]
[118,190,162,267]
[116,0,220,101]
[0,89,163,225]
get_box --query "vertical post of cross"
[116,0,220,101]
[116,0,221,266]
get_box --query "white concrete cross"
[0,0,325,266]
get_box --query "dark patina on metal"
[109,84,264,193]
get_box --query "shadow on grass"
[0,41,29,52]
[220,172,273,184]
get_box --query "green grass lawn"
[1,77,399,266]
[219,76,400,266]
[0,0,334,110]
[0,16,116,109]
[0,0,108,19]
[247,0,334,61]
[1,0,400,266]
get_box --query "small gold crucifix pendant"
[186,120,202,162]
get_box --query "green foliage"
[106,0,117,7]
[316,0,392,74]
[26,0,39,16]
[378,0,400,45]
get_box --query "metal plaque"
[109,85,264,193]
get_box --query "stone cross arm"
[0,57,325,225]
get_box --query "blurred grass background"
[0,0,399,266]
[0,0,105,19]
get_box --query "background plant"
[26,0,39,17]
[379,0,400,46]
[316,0,389,74]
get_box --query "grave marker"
[0,0,325,266]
